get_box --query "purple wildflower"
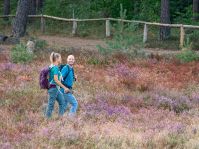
[0,142,13,149]
[41,127,50,136]
[108,63,138,79]
[168,123,185,134]
[191,92,199,105]
[0,63,17,71]
[153,94,191,113]
[0,62,32,73]
[83,99,131,117]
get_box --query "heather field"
[1,39,199,149]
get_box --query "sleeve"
[61,66,68,79]
[53,66,59,76]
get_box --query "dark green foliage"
[0,0,198,51]
[0,0,197,24]
[176,50,199,63]
[29,37,48,50]
[188,30,199,50]
[11,43,34,63]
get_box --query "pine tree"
[3,0,10,20]
[12,0,31,38]
[193,0,199,21]
[160,0,171,40]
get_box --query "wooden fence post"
[143,24,148,43]
[180,25,185,48]
[41,15,45,33]
[72,10,77,36]
[106,19,111,37]
[120,19,124,33]
[72,20,77,35]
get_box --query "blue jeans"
[63,93,78,115]
[45,88,65,118]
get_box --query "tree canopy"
[0,0,198,24]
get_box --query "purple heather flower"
[153,94,191,113]
[169,123,185,134]
[41,127,50,136]
[0,142,13,149]
[0,62,16,71]
[191,92,199,104]
[0,62,32,73]
[108,63,138,79]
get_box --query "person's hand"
[64,88,70,93]
[75,75,77,81]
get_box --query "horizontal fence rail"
[1,14,199,48]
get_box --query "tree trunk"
[12,0,31,38]
[133,1,139,16]
[3,0,10,20]
[29,0,36,15]
[37,0,44,13]
[193,0,199,21]
[160,0,171,40]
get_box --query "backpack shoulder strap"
[63,65,71,81]
[71,67,76,81]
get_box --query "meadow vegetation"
[1,1,199,148]
[1,33,199,148]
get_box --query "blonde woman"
[45,52,69,118]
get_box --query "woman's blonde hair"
[50,52,61,63]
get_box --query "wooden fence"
[1,14,199,48]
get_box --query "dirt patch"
[0,45,12,63]
[39,35,105,50]
[39,35,183,57]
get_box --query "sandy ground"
[0,35,181,61]
[0,45,11,63]
[39,35,181,56]
[39,35,106,50]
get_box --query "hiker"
[45,52,70,118]
[61,55,78,116]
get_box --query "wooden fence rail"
[1,14,199,48]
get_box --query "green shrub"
[11,43,34,64]
[29,37,48,50]
[166,134,187,149]
[176,50,199,63]
[97,25,143,59]
[35,39,48,50]
[189,31,199,50]
[87,55,109,65]
[79,31,90,37]
[97,4,143,57]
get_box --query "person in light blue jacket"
[61,55,78,116]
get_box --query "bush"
[189,31,199,50]
[11,43,34,64]
[35,39,48,50]
[29,37,48,50]
[97,23,143,55]
[96,5,143,58]
[87,55,109,65]
[176,50,199,63]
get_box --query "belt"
[49,84,56,89]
